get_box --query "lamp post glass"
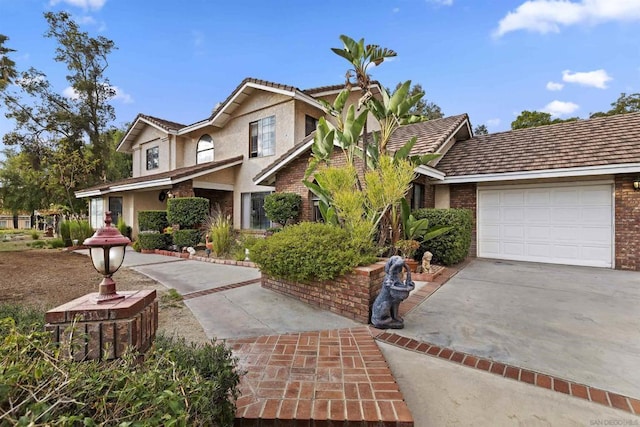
[83,212,131,303]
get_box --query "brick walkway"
[228,328,413,426]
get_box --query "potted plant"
[394,239,420,271]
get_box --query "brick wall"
[171,180,195,197]
[195,188,233,217]
[45,290,158,361]
[449,183,477,257]
[261,262,386,323]
[615,174,640,271]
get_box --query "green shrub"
[69,220,94,243]
[29,240,46,249]
[173,229,201,248]
[137,231,170,250]
[413,208,473,265]
[264,192,302,226]
[0,319,240,426]
[207,213,234,257]
[117,217,132,239]
[167,197,209,228]
[132,239,141,252]
[232,233,260,261]
[138,210,168,232]
[0,304,44,333]
[30,230,39,240]
[60,221,72,246]
[48,238,65,249]
[250,222,377,282]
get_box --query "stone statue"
[371,256,415,329]
[420,251,433,273]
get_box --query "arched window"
[196,134,214,164]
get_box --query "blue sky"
[1,0,639,144]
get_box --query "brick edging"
[190,254,256,268]
[373,331,640,416]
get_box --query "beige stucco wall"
[293,100,324,143]
[131,125,169,177]
[434,185,451,208]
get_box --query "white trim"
[178,82,324,135]
[439,163,640,184]
[415,165,445,180]
[111,178,172,192]
[192,181,234,191]
[75,189,102,198]
[254,139,315,185]
[117,117,174,152]
[172,158,243,184]
[477,179,614,190]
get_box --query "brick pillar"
[615,174,640,271]
[45,290,158,361]
[172,180,195,197]
[449,183,477,257]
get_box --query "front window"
[90,198,104,229]
[109,197,123,225]
[305,115,318,136]
[410,183,425,210]
[196,134,214,164]
[241,192,271,229]
[146,146,159,170]
[249,116,275,158]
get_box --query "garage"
[477,183,613,268]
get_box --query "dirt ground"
[0,249,210,344]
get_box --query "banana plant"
[400,198,451,242]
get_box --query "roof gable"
[117,114,186,152]
[437,112,640,178]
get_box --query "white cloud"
[486,118,501,127]
[62,84,133,104]
[76,15,96,25]
[543,100,579,116]
[111,86,133,104]
[494,0,640,37]
[546,81,564,91]
[62,86,80,100]
[427,0,453,5]
[49,0,106,11]
[562,69,612,89]
[392,7,400,13]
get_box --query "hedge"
[173,229,201,248]
[137,232,170,250]
[167,197,209,229]
[250,222,377,282]
[413,208,473,265]
[138,210,168,232]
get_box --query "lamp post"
[83,211,131,303]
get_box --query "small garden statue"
[371,256,415,329]
[420,251,433,274]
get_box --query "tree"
[0,149,49,226]
[331,35,397,176]
[391,82,443,119]
[474,124,488,135]
[590,93,640,118]
[0,34,17,91]
[511,110,578,130]
[1,12,121,214]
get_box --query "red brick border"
[373,331,640,416]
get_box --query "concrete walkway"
[111,250,639,425]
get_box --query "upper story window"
[146,146,159,170]
[305,115,318,136]
[249,116,275,158]
[197,134,214,164]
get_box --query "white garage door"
[478,184,613,268]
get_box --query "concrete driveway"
[400,258,640,400]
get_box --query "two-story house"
[75,78,382,233]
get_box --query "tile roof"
[386,114,470,155]
[302,80,382,96]
[253,114,470,184]
[138,114,186,131]
[78,156,244,193]
[436,112,640,176]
